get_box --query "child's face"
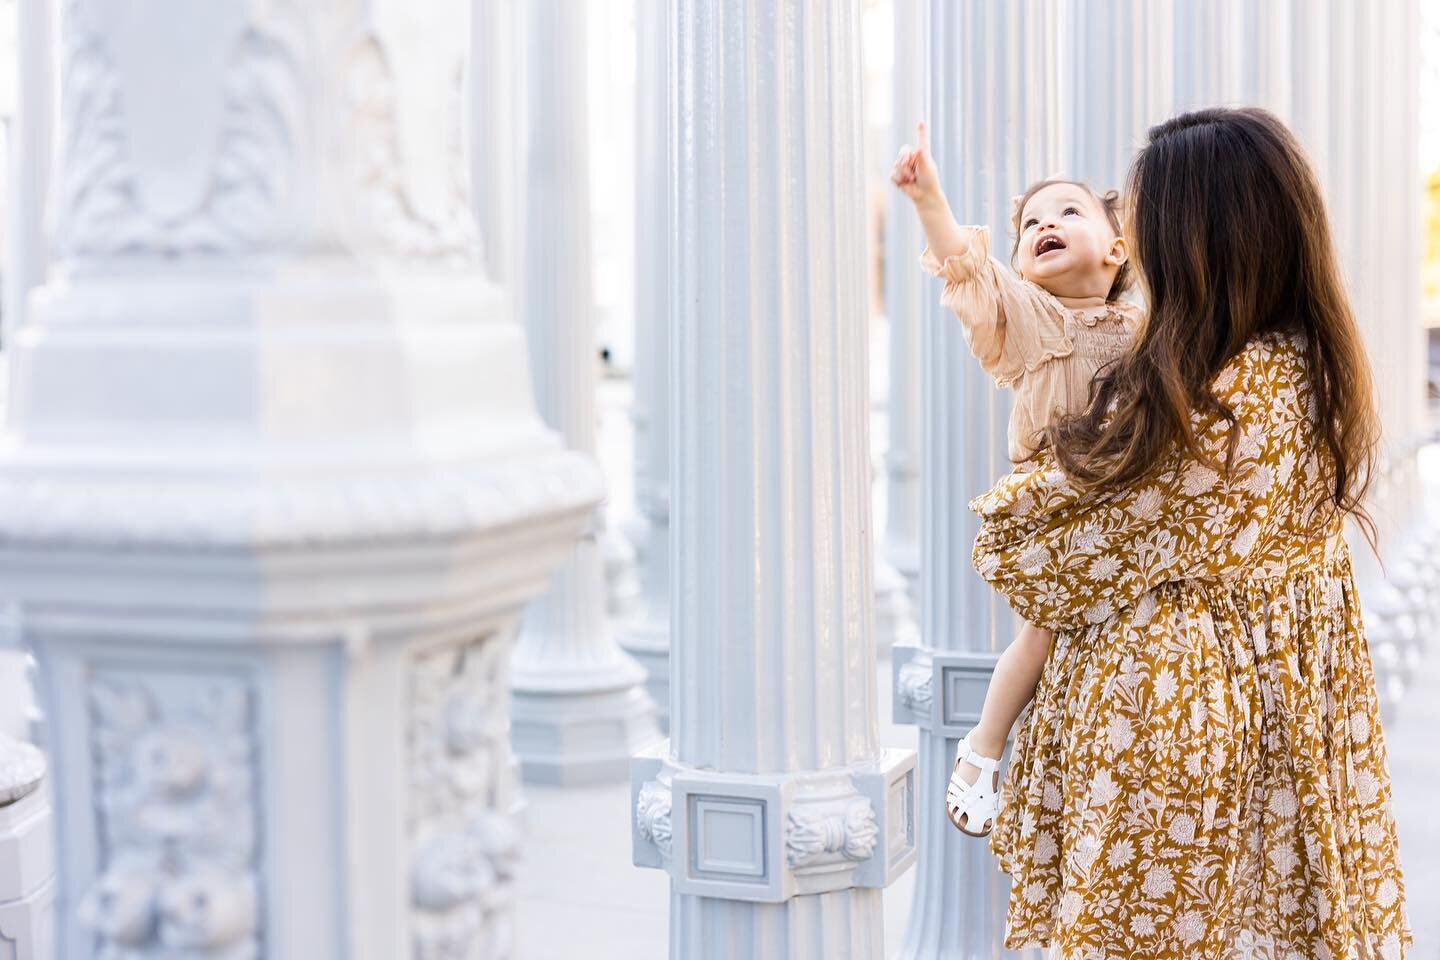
[1014,183,1128,300]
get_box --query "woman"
[973,107,1411,959]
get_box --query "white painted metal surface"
[1067,0,1175,188]
[631,1,917,955]
[0,1,599,955]
[509,0,661,787]
[1274,0,1431,710]
[883,0,925,603]
[617,0,673,734]
[2,0,52,347]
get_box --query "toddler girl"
[890,121,1138,836]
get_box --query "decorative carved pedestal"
[0,2,595,955]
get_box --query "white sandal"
[946,733,1002,837]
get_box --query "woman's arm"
[971,334,1311,631]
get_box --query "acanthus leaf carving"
[52,1,481,266]
[342,36,480,264]
[895,656,934,713]
[79,670,262,957]
[408,634,518,959]
[54,0,304,260]
[634,780,673,860]
[786,796,878,870]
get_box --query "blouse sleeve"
[970,335,1308,632]
[919,226,1070,387]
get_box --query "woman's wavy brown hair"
[1046,107,1379,540]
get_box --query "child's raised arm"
[890,121,972,262]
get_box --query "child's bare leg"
[955,621,1053,788]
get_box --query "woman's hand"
[891,121,942,207]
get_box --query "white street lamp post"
[631,2,917,955]
[0,2,597,953]
[509,0,661,785]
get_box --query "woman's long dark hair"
[1047,107,1379,540]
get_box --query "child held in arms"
[891,121,1137,836]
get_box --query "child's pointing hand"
[890,120,941,206]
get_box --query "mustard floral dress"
[971,332,1411,960]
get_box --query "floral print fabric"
[971,333,1411,959]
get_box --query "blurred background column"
[891,2,1063,957]
[1373,0,1439,684]
[0,1,54,730]
[1320,0,1412,701]
[0,0,50,768]
[509,0,661,785]
[876,0,924,651]
[593,4,645,635]
[1,0,51,346]
[630,1,916,955]
[0,1,600,953]
[1284,0,1429,709]
[617,0,673,734]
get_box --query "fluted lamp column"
[630,2,917,956]
[877,0,926,648]
[509,0,661,784]
[1066,0,1174,187]
[617,0,674,733]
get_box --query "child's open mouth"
[1034,233,1067,257]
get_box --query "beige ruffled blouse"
[920,226,1141,462]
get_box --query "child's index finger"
[917,120,929,154]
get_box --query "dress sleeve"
[969,335,1308,632]
[919,226,1070,387]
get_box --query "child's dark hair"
[1009,179,1133,302]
